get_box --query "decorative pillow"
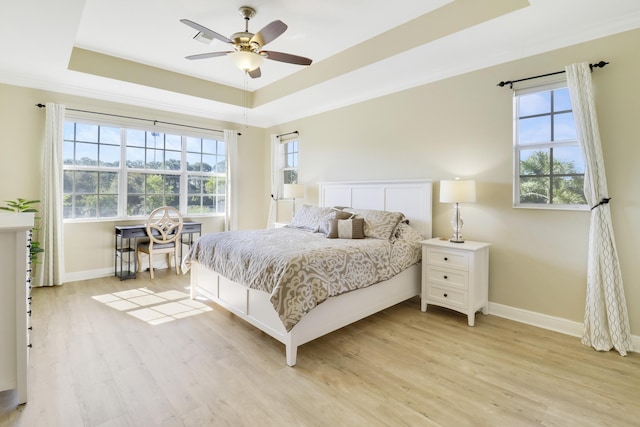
[318,208,354,235]
[288,205,332,232]
[393,222,424,244]
[327,218,365,239]
[344,208,405,240]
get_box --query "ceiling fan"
[181,6,313,79]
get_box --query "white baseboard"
[489,302,640,353]
[63,260,173,283]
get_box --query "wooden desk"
[114,222,201,280]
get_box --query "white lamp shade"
[283,184,305,199]
[230,51,264,71]
[439,180,476,203]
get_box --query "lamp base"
[449,203,465,243]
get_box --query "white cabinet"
[0,213,34,404]
[421,238,490,326]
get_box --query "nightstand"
[421,238,490,326]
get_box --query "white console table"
[0,213,34,404]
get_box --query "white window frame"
[513,81,588,211]
[281,138,299,186]
[63,113,226,222]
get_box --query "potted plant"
[0,198,44,264]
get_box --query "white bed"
[188,179,432,366]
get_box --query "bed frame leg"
[286,344,297,367]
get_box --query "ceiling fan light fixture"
[230,51,263,71]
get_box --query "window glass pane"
[188,175,202,193]
[186,153,201,171]
[164,195,179,208]
[217,141,225,156]
[212,156,225,173]
[552,176,586,204]
[127,195,145,216]
[63,195,72,218]
[203,139,217,154]
[146,149,164,169]
[99,172,118,193]
[553,113,577,141]
[75,171,98,193]
[187,196,201,214]
[63,141,74,165]
[64,122,75,140]
[98,195,118,217]
[99,144,120,167]
[74,195,97,218]
[216,177,226,194]
[126,147,145,168]
[518,92,551,116]
[186,137,201,152]
[127,172,144,193]
[520,149,550,175]
[165,150,181,170]
[145,174,164,196]
[519,176,550,204]
[127,129,145,147]
[518,116,551,144]
[100,126,121,145]
[553,146,585,174]
[165,134,181,151]
[202,154,215,172]
[164,175,180,195]
[203,196,214,213]
[75,142,98,166]
[76,123,98,143]
[283,170,297,184]
[63,171,73,193]
[553,88,572,111]
[148,132,163,149]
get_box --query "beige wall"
[266,28,640,334]
[0,84,268,275]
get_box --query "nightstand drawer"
[425,266,468,289]
[426,248,469,270]
[426,285,467,309]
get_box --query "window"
[282,139,299,185]
[514,84,586,209]
[63,119,226,220]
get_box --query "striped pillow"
[327,218,365,239]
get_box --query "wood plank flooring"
[1,270,639,426]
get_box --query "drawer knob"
[444,293,448,298]
[443,275,448,279]
[444,257,448,261]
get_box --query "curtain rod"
[497,61,609,89]
[276,130,298,138]
[35,103,240,135]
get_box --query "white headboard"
[318,180,433,238]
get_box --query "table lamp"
[439,179,476,243]
[283,184,305,218]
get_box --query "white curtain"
[224,130,239,231]
[565,62,632,356]
[266,134,283,228]
[35,102,66,287]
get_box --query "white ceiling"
[2,0,640,128]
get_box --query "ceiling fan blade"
[248,68,262,79]
[262,51,312,66]
[185,51,231,60]
[251,20,287,47]
[180,19,231,44]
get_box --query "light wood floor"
[1,270,639,427]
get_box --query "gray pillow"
[327,217,365,239]
[288,205,332,232]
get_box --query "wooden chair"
[136,206,184,279]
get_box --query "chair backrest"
[145,206,184,246]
